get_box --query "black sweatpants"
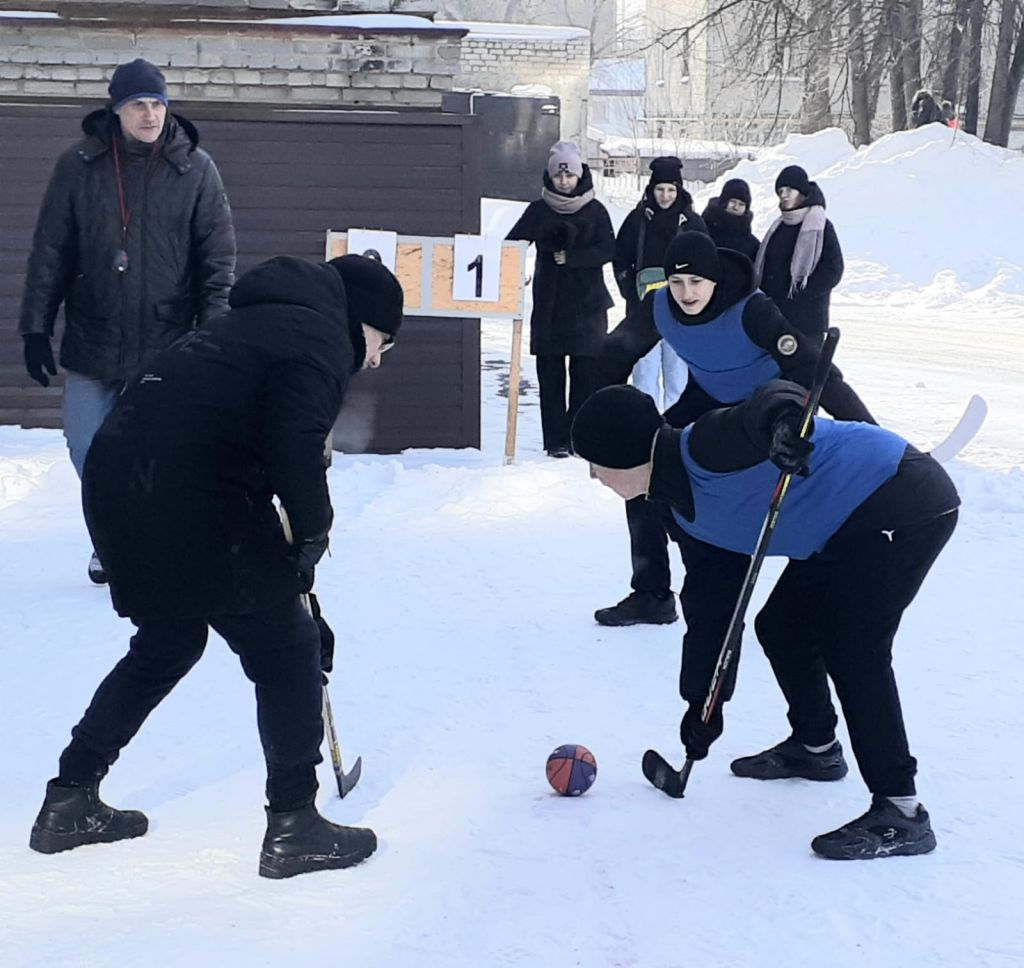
[626,495,675,595]
[535,354,597,452]
[754,511,958,796]
[57,597,324,812]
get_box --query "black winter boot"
[730,736,849,781]
[259,805,377,879]
[29,780,148,854]
[594,591,678,627]
[811,796,937,860]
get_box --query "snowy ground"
[1,127,1023,967]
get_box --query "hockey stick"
[929,394,987,464]
[643,327,841,799]
[277,505,362,799]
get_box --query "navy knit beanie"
[571,386,664,469]
[720,178,752,208]
[774,165,812,196]
[662,231,722,282]
[648,156,684,188]
[328,255,404,338]
[108,59,169,110]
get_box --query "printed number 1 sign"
[452,234,502,302]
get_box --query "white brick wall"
[454,35,590,143]
[0,17,464,110]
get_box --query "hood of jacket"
[229,256,347,320]
[78,108,200,171]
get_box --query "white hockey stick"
[929,395,988,464]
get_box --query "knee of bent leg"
[754,606,788,657]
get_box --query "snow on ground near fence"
[0,124,1021,967]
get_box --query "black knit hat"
[663,231,722,282]
[648,156,684,188]
[571,386,665,469]
[108,59,168,110]
[720,178,751,208]
[328,255,404,338]
[775,165,812,196]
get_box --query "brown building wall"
[0,100,483,452]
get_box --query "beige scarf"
[541,186,595,215]
[754,205,828,297]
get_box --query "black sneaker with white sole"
[594,591,678,627]
[730,736,849,781]
[811,795,937,860]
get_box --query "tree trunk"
[963,0,983,134]
[983,0,1019,145]
[900,0,924,109]
[802,2,834,132]
[847,0,873,144]
[941,0,973,103]
[889,3,909,129]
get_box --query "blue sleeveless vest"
[653,287,780,403]
[673,419,907,559]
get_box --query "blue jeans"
[62,371,123,479]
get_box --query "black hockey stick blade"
[642,749,692,799]
[336,755,362,799]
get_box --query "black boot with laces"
[594,591,678,627]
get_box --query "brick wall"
[0,15,464,109]
[450,26,590,144]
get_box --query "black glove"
[306,592,335,675]
[680,703,724,761]
[769,417,815,476]
[23,334,57,388]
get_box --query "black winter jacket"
[595,248,874,427]
[82,257,358,621]
[506,167,615,356]
[613,188,708,313]
[756,185,843,339]
[18,108,236,382]
[701,198,761,262]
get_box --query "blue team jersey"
[674,418,907,559]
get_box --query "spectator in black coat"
[612,156,703,411]
[17,58,236,585]
[754,165,844,340]
[507,141,615,457]
[701,178,760,262]
[28,255,402,881]
[911,89,948,127]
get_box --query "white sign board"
[452,234,503,303]
[346,229,398,274]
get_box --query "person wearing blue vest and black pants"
[571,380,960,859]
[591,231,874,627]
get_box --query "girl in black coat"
[754,165,844,339]
[701,178,760,262]
[507,141,615,457]
[612,156,703,411]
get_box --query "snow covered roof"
[437,20,590,41]
[598,135,752,158]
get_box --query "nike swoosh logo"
[674,263,688,270]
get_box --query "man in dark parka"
[28,254,403,880]
[17,58,236,584]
